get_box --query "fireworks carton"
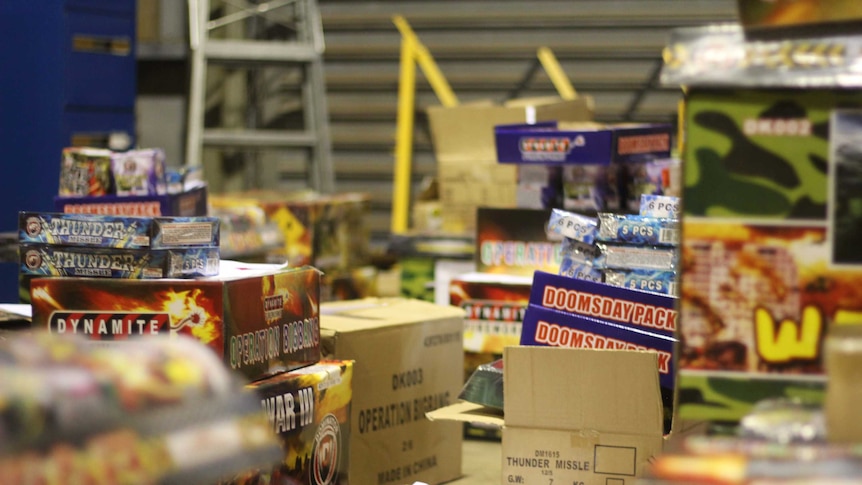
[319,298,464,485]
[661,25,862,422]
[229,360,354,485]
[54,184,209,217]
[450,272,532,355]
[428,346,666,485]
[28,262,321,382]
[475,207,560,277]
[19,212,220,249]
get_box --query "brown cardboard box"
[428,97,594,233]
[429,346,666,485]
[320,298,465,485]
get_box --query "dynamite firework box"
[319,298,464,485]
[28,262,321,382]
[661,24,862,421]
[55,184,209,217]
[230,360,354,485]
[428,346,666,485]
[19,212,220,249]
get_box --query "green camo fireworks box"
[679,88,862,420]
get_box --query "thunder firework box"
[529,270,678,338]
[20,244,220,279]
[495,121,673,165]
[19,212,220,249]
[228,360,354,485]
[28,262,322,382]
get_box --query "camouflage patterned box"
[28,263,321,382]
[228,360,353,485]
[678,88,862,421]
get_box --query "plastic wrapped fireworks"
[0,332,283,485]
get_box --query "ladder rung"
[202,129,318,147]
[204,39,318,63]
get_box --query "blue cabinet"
[0,0,137,301]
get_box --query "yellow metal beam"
[391,15,459,234]
[537,47,577,100]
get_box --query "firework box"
[664,37,862,420]
[208,191,370,272]
[428,346,665,485]
[54,184,208,217]
[494,122,672,165]
[529,270,678,339]
[449,272,532,354]
[19,212,220,249]
[230,360,354,485]
[475,207,560,277]
[28,261,321,382]
[319,297,464,485]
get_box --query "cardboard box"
[319,298,465,485]
[676,87,862,421]
[232,360,354,485]
[428,97,594,233]
[429,346,665,485]
[54,184,208,217]
[28,263,321,382]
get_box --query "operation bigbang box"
[20,244,220,279]
[228,360,354,485]
[19,212,219,249]
[28,263,321,382]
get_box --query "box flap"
[320,297,465,333]
[426,401,504,428]
[504,346,663,436]
[427,98,593,163]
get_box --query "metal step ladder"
[185,0,335,193]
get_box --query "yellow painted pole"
[537,47,577,100]
[391,34,418,234]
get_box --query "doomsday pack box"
[28,263,321,382]
[319,298,465,485]
[55,184,208,217]
[661,24,862,421]
[230,360,354,485]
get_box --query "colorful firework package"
[58,147,167,198]
[224,360,354,485]
[28,261,322,382]
[0,332,284,485]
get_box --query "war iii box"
[227,360,354,485]
[19,244,220,279]
[28,262,321,382]
[19,212,220,249]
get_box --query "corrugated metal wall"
[308,0,738,243]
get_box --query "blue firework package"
[547,209,597,244]
[20,244,220,279]
[603,269,678,296]
[594,242,678,271]
[559,256,603,283]
[559,237,601,264]
[639,194,681,219]
[597,213,680,247]
[19,212,220,249]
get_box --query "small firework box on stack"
[28,261,322,382]
[227,360,354,485]
[54,147,208,217]
[19,211,221,280]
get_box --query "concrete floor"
[446,439,502,485]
